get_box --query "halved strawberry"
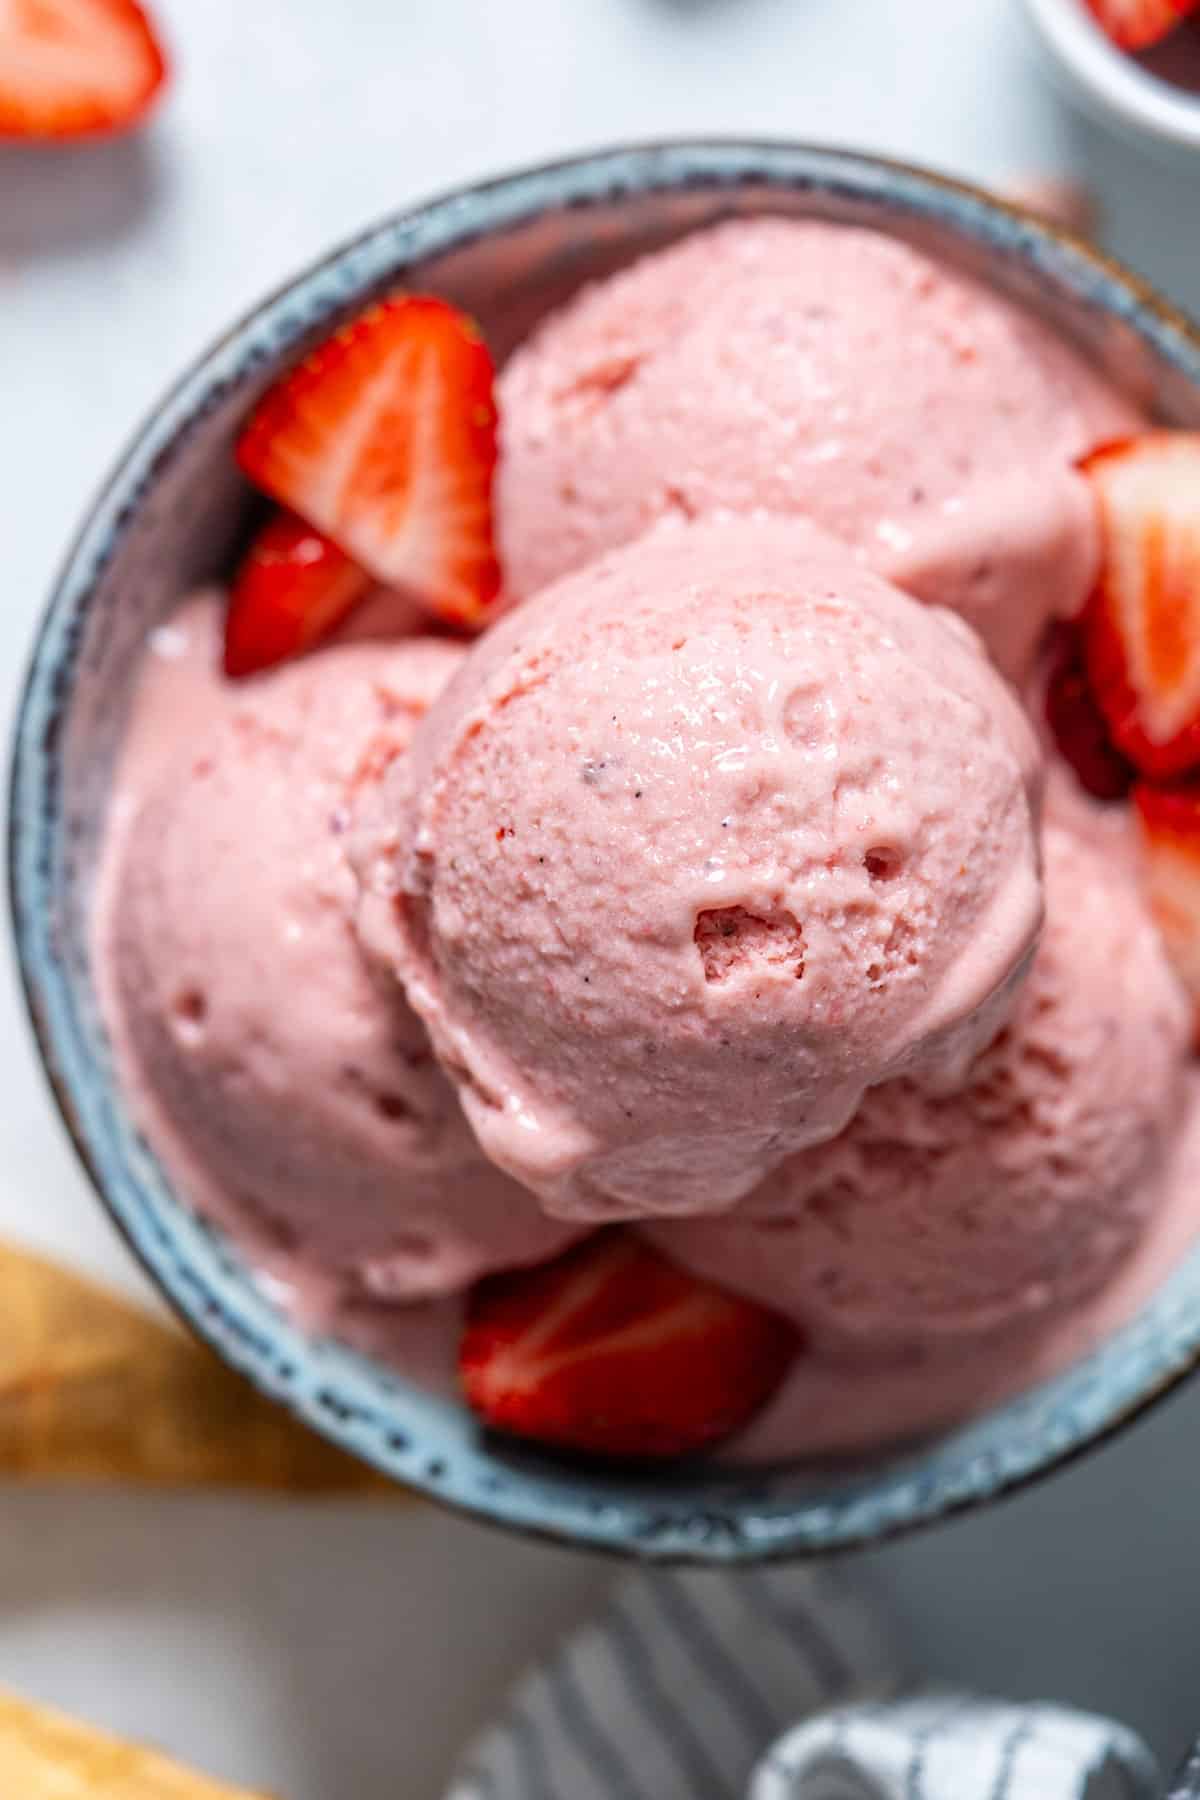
[0,0,167,139]
[1134,781,1200,1044]
[1044,622,1134,801]
[1082,434,1200,781]
[223,510,371,679]
[1085,0,1199,48]
[460,1233,799,1460]
[236,297,500,631]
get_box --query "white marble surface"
[3,0,1200,1794]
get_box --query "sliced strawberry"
[236,297,500,631]
[0,0,167,139]
[1085,0,1199,47]
[1134,781,1200,1044]
[224,510,371,679]
[460,1233,799,1460]
[1043,622,1134,801]
[1082,434,1200,782]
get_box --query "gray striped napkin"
[446,1567,1160,1800]
[753,1695,1160,1800]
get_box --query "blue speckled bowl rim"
[11,140,1200,1564]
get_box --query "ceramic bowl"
[1025,0,1200,157]
[11,142,1200,1562]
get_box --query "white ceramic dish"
[1025,0,1200,155]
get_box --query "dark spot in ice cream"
[864,846,902,882]
[559,348,643,405]
[171,988,208,1045]
[662,487,697,523]
[372,1090,414,1123]
[695,906,805,985]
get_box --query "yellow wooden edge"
[0,1687,275,1798]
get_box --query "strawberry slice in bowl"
[237,296,500,639]
[460,1233,800,1461]
[1043,621,1135,801]
[1085,0,1199,49]
[1135,781,1200,1045]
[0,0,168,139]
[1082,433,1200,782]
[223,509,371,679]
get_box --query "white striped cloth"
[446,1568,1161,1800]
[753,1696,1160,1800]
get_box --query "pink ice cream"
[87,212,1200,1470]
[498,219,1137,678]
[646,826,1190,1341]
[650,824,1199,1457]
[356,515,1044,1220]
[96,598,579,1326]
[736,1078,1200,1461]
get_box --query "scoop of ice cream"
[645,825,1191,1349]
[498,219,1137,678]
[356,515,1044,1221]
[97,602,579,1319]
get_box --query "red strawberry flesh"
[1083,434,1200,781]
[460,1233,800,1460]
[1043,622,1134,801]
[0,0,167,139]
[236,296,500,631]
[1085,0,1199,48]
[224,510,371,679]
[1134,780,1200,1045]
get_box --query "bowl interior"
[12,143,1200,1561]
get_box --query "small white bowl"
[1025,0,1200,156]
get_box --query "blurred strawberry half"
[237,296,501,632]
[0,0,167,139]
[1085,0,1199,48]
[1082,434,1200,782]
[460,1233,800,1460]
[1043,621,1134,801]
[1134,781,1200,1044]
[223,510,371,679]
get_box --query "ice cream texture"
[97,599,579,1328]
[357,515,1044,1219]
[90,213,1200,1464]
[498,218,1136,678]
[645,826,1191,1349]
